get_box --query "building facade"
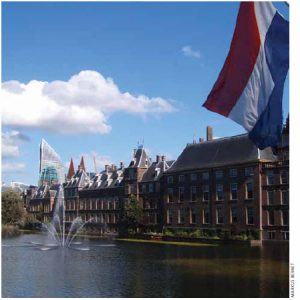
[28,124,289,240]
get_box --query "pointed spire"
[67,158,75,179]
[79,156,86,172]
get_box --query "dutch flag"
[203,2,289,150]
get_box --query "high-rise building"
[39,139,65,185]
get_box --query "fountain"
[39,185,92,249]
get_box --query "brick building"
[261,118,289,240]
[27,123,289,240]
[139,155,174,232]
[163,127,276,239]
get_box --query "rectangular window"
[215,170,223,180]
[167,176,173,184]
[266,171,275,185]
[203,185,210,201]
[191,186,197,202]
[282,210,288,226]
[191,173,197,181]
[142,184,146,193]
[178,187,185,202]
[280,170,288,184]
[178,208,185,224]
[231,207,238,223]
[268,231,275,240]
[268,190,275,205]
[281,190,289,205]
[167,188,173,203]
[129,169,135,180]
[149,183,154,193]
[216,207,224,224]
[282,231,289,240]
[247,207,254,225]
[230,183,238,200]
[156,182,160,192]
[268,210,275,225]
[245,167,254,177]
[203,207,210,224]
[92,200,96,210]
[216,184,224,201]
[167,209,173,224]
[230,168,237,177]
[246,182,253,199]
[202,172,209,181]
[190,208,196,224]
[179,175,185,182]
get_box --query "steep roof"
[82,166,124,191]
[166,134,275,173]
[141,159,174,182]
[64,168,90,189]
[128,146,150,168]
[67,158,75,179]
[79,156,86,172]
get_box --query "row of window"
[167,167,255,184]
[267,209,289,226]
[79,199,119,210]
[141,182,160,193]
[166,208,289,226]
[267,231,289,240]
[166,207,255,225]
[267,190,289,205]
[69,213,119,224]
[167,182,254,202]
[266,170,289,185]
[65,189,77,197]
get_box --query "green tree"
[121,195,143,234]
[2,190,24,225]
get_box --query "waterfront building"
[39,139,65,185]
[261,117,289,240]
[78,162,125,234]
[28,183,61,223]
[163,127,276,239]
[139,155,174,232]
[28,123,289,240]
[64,157,90,224]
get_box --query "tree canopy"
[2,190,24,224]
[121,195,143,233]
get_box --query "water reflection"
[2,234,288,298]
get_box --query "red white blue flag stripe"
[203,2,289,149]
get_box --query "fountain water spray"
[42,185,90,248]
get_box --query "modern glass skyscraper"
[39,139,65,185]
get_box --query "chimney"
[206,126,213,141]
[120,162,124,169]
[105,164,109,172]
[162,155,166,161]
[199,138,204,143]
[156,155,162,163]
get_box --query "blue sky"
[2,1,289,185]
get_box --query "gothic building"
[27,122,289,240]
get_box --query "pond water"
[2,234,289,298]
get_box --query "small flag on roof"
[203,2,289,149]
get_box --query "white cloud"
[2,130,30,158]
[182,45,201,59]
[1,70,177,134]
[2,163,26,173]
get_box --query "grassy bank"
[115,238,217,247]
[2,225,21,238]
